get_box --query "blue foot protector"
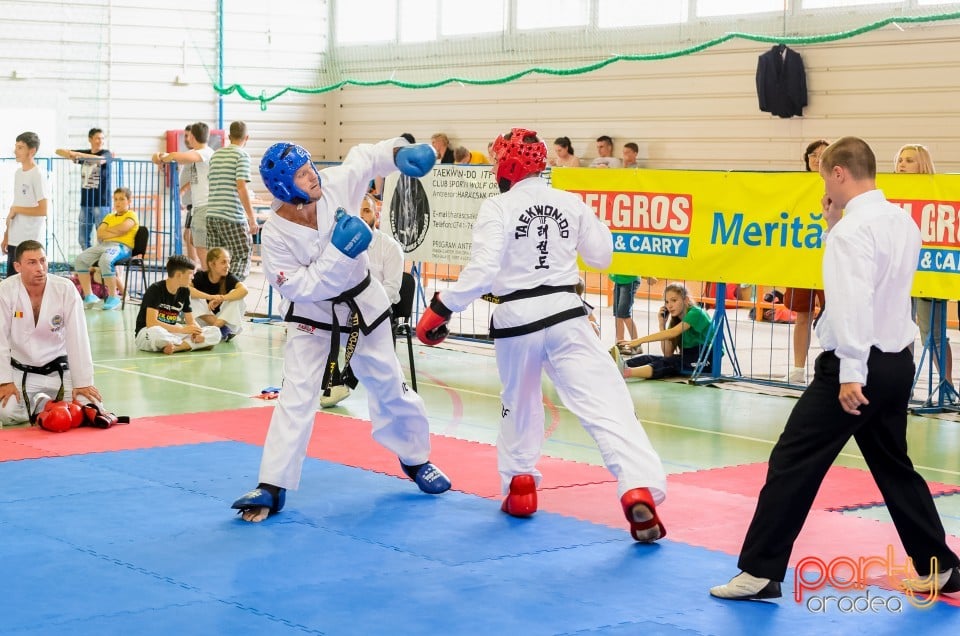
[231,485,286,515]
[400,461,451,494]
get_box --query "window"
[439,0,505,36]
[400,0,437,42]
[697,0,784,17]
[598,0,688,27]
[802,0,897,7]
[336,0,396,43]
[517,0,590,30]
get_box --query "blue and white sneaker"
[102,296,122,311]
[82,294,100,307]
[401,460,451,494]
[231,486,286,515]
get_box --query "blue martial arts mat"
[0,441,957,635]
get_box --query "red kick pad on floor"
[670,462,960,511]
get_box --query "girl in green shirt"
[616,283,713,379]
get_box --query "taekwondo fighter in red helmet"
[231,138,451,522]
[416,128,667,541]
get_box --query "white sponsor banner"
[381,164,499,265]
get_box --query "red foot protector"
[501,474,537,517]
[621,487,666,543]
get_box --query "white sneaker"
[609,345,625,373]
[709,572,782,600]
[785,367,806,385]
[901,566,960,594]
[319,385,351,408]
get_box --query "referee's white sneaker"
[785,367,806,385]
[710,572,782,601]
[902,566,960,595]
[609,345,626,373]
[319,385,351,408]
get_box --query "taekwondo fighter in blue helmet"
[416,128,667,541]
[232,138,450,522]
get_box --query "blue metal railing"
[0,157,183,297]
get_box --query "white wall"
[332,22,960,173]
[0,0,329,168]
[1,2,959,175]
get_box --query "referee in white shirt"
[711,137,960,601]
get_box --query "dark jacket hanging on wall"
[756,44,808,118]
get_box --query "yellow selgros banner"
[551,168,960,300]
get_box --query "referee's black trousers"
[738,347,960,580]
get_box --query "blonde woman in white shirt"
[895,144,952,394]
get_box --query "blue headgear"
[259,142,320,204]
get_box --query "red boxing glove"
[416,293,452,346]
[36,402,73,433]
[67,402,84,428]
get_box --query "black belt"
[11,356,68,422]
[489,306,589,339]
[482,284,577,305]
[282,273,394,395]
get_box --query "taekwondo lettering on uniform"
[515,205,570,239]
[516,205,571,270]
[575,190,693,257]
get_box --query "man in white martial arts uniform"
[319,193,405,408]
[0,241,103,426]
[232,138,451,522]
[416,128,667,542]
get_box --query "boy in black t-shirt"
[134,254,222,354]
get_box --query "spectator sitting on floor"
[134,254,221,355]
[189,247,248,342]
[74,187,139,311]
[612,282,712,379]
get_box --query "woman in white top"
[895,144,951,392]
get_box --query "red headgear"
[491,128,547,193]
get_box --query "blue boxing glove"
[331,209,372,258]
[395,144,436,178]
